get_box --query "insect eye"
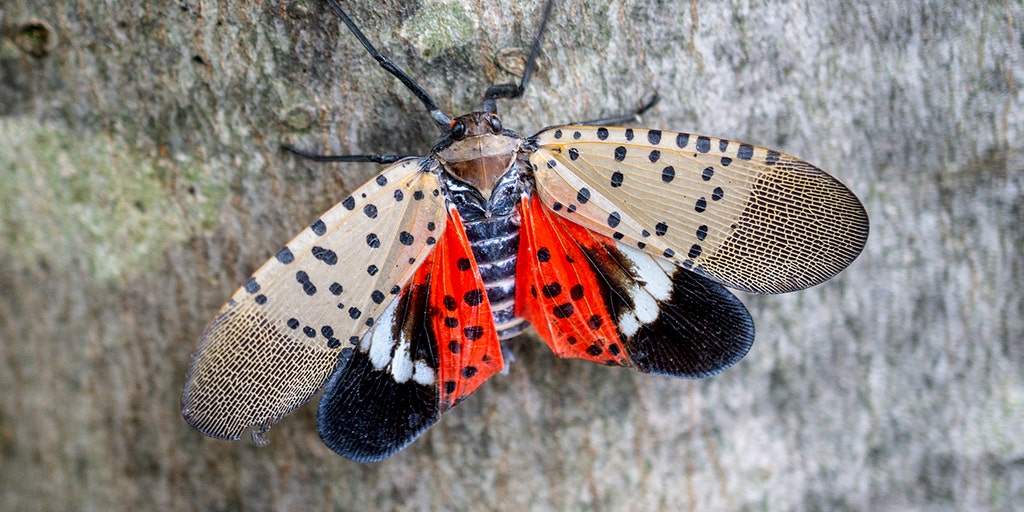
[450,121,467,140]
[488,116,503,133]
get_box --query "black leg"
[324,0,452,132]
[481,0,556,114]
[568,94,661,126]
[282,143,409,164]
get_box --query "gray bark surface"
[1,0,1022,510]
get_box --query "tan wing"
[181,157,447,441]
[529,126,869,294]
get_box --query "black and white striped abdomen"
[461,213,526,340]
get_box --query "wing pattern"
[529,126,869,294]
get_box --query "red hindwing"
[423,208,504,409]
[515,195,631,367]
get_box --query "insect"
[181,0,869,462]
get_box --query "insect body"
[181,0,869,462]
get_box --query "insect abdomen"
[461,213,525,340]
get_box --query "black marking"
[311,219,327,236]
[537,247,551,262]
[244,278,260,294]
[608,344,621,356]
[567,205,577,213]
[696,136,711,153]
[391,285,401,294]
[642,229,651,238]
[364,317,374,327]
[457,257,472,271]
[463,326,484,341]
[255,294,267,305]
[444,317,459,328]
[766,150,781,165]
[655,222,668,236]
[371,290,385,304]
[326,338,340,349]
[547,159,557,169]
[573,131,582,139]
[312,246,338,265]
[648,130,662,144]
[348,307,361,319]
[610,171,623,187]
[363,204,378,219]
[720,156,732,166]
[712,187,724,201]
[570,284,584,300]
[695,197,707,213]
[303,326,316,338]
[676,132,689,148]
[648,150,660,162]
[366,233,381,248]
[367,265,379,276]
[587,314,603,330]
[414,190,425,200]
[662,166,675,183]
[585,344,602,356]
[394,189,404,202]
[330,282,344,295]
[287,318,300,329]
[448,340,461,353]
[462,366,479,378]
[568,148,579,160]
[702,166,714,181]
[738,144,754,160]
[342,197,355,210]
[663,248,675,258]
[376,175,388,186]
[541,282,562,298]
[296,270,316,296]
[607,211,621,228]
[688,244,703,258]
[427,221,436,231]
[637,241,646,249]
[275,247,294,264]
[612,232,624,240]
[553,303,574,318]
[625,128,634,140]
[614,146,626,162]
[399,231,414,245]
[426,236,436,245]
[719,139,729,152]
[444,295,457,311]
[321,325,334,338]
[336,302,345,310]
[463,289,484,306]
[444,381,457,394]
[348,336,360,345]
[577,187,591,204]
[552,202,563,211]
[597,127,609,140]
[554,129,563,138]
[696,225,708,240]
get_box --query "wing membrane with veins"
[529,127,870,294]
[181,157,446,441]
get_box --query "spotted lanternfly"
[181,0,869,462]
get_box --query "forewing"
[530,127,869,294]
[181,157,446,441]
[316,208,503,461]
[517,195,753,378]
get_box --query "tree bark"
[2,0,1022,510]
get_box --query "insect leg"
[481,0,556,113]
[324,0,452,132]
[282,143,409,164]
[566,94,661,126]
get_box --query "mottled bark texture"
[1,0,1022,510]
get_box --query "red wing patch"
[515,195,631,366]
[426,209,504,409]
